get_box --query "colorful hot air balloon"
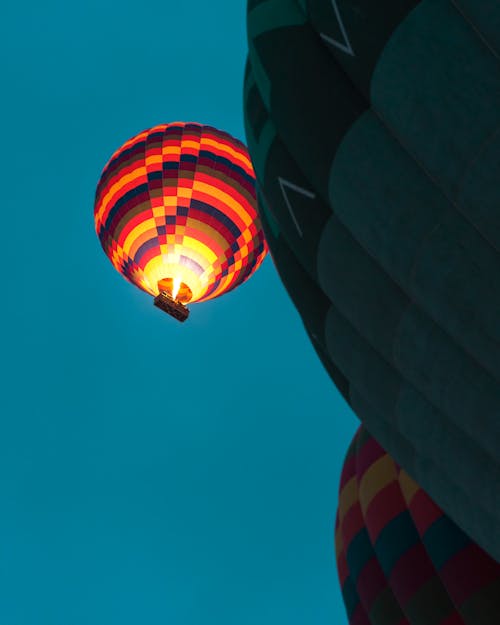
[95,122,267,321]
[244,1,500,557]
[336,427,500,625]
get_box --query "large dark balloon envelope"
[336,427,500,625]
[244,0,500,559]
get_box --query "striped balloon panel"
[244,0,500,559]
[336,511,374,625]
[94,122,267,303]
[336,428,500,625]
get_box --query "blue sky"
[1,1,358,623]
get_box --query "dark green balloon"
[244,0,500,560]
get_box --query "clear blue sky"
[1,2,358,623]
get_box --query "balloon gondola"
[153,290,190,323]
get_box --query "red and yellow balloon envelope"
[94,122,267,321]
[336,427,500,625]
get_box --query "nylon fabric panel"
[336,513,374,625]
[328,112,500,383]
[305,0,421,99]
[456,130,500,257]
[338,437,409,625]
[451,0,500,55]
[371,0,500,250]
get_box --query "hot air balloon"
[336,427,500,625]
[243,1,500,558]
[95,122,267,321]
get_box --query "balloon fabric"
[336,427,500,625]
[95,122,267,305]
[244,0,500,559]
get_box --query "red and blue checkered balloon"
[336,427,500,625]
[95,122,267,304]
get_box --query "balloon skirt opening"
[157,277,193,303]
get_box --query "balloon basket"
[154,291,190,322]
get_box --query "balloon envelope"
[244,0,500,558]
[336,427,500,625]
[95,122,267,305]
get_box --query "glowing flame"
[172,276,181,301]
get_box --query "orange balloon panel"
[94,122,267,303]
